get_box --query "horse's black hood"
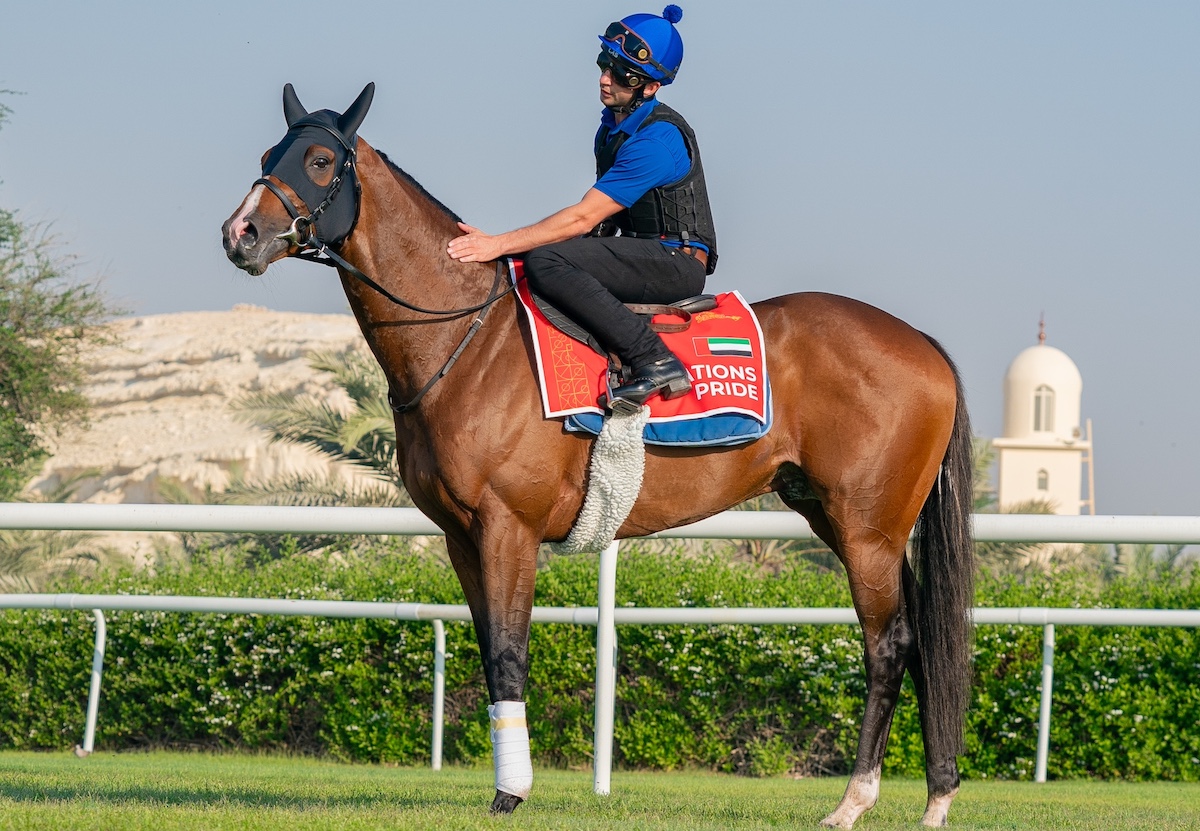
[260,83,374,246]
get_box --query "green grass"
[0,752,1198,830]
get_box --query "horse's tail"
[908,336,975,757]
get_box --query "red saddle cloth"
[510,260,769,428]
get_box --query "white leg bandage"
[489,700,533,799]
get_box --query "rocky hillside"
[26,306,373,506]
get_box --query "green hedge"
[1,541,1197,780]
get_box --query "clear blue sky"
[3,2,1198,515]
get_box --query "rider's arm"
[447,188,622,263]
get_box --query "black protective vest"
[595,103,718,275]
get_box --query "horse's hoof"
[489,790,524,814]
[921,787,957,826]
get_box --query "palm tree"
[0,527,120,592]
[730,493,838,574]
[1105,542,1196,581]
[1158,544,1197,576]
[230,348,406,495]
[0,471,124,592]
[972,498,1098,579]
[972,437,998,512]
[155,348,414,559]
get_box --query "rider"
[447,5,718,411]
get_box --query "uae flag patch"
[693,336,754,358]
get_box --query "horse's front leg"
[446,518,541,814]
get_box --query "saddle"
[530,292,719,366]
[512,260,772,446]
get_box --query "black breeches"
[523,236,706,366]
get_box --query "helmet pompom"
[662,4,683,24]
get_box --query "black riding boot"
[607,353,691,415]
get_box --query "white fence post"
[593,541,620,796]
[1035,623,1055,782]
[431,619,446,771]
[76,609,106,757]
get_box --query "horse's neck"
[338,142,511,403]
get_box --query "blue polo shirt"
[593,99,708,252]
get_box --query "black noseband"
[255,156,352,250]
[256,117,360,249]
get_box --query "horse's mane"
[376,149,464,225]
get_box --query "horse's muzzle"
[222,214,284,276]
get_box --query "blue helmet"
[598,5,685,85]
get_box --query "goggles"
[601,21,674,79]
[597,51,648,88]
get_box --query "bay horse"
[221,83,974,829]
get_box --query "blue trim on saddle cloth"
[564,380,773,447]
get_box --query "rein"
[387,262,504,414]
[254,151,517,412]
[257,162,516,317]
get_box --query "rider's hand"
[448,222,504,263]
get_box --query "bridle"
[255,149,350,250]
[252,130,515,412]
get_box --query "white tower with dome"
[993,320,1094,515]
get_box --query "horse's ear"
[338,82,375,138]
[283,84,308,128]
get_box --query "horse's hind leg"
[817,530,914,829]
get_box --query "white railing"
[2,504,1198,787]
[4,502,1200,543]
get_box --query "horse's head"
[222,83,374,275]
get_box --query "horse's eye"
[312,157,330,169]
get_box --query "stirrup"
[604,395,645,417]
[601,359,691,416]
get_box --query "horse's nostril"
[242,221,258,248]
